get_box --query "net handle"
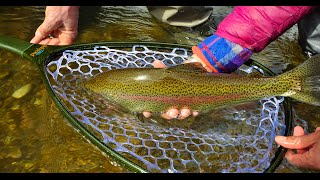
[0,34,33,57]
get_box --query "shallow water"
[0,6,319,173]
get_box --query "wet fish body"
[81,55,320,114]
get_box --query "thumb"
[292,126,307,154]
[275,130,319,149]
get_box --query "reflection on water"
[0,6,319,173]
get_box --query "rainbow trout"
[80,55,320,114]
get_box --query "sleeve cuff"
[192,34,253,73]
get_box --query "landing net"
[45,44,291,173]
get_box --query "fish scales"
[81,61,305,113]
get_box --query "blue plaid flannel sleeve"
[192,34,253,73]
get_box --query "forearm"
[192,6,315,73]
[215,6,315,52]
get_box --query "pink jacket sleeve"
[215,6,315,52]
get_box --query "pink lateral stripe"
[121,93,246,105]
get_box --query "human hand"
[275,126,320,171]
[142,54,207,120]
[30,6,80,45]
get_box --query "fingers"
[31,32,76,45]
[142,111,152,118]
[38,16,62,37]
[30,6,79,45]
[161,108,192,120]
[275,126,320,149]
[30,11,68,45]
[152,60,167,68]
[143,108,198,120]
[58,33,77,45]
[47,38,61,45]
[30,18,61,44]
[160,109,180,120]
[30,29,48,44]
[160,108,199,120]
[37,37,51,45]
[188,54,213,72]
[31,35,60,45]
[152,55,212,72]
[285,149,320,170]
[179,108,191,120]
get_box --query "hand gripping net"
[45,45,290,173]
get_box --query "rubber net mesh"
[45,45,288,173]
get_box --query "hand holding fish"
[275,126,320,171]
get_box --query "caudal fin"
[280,54,320,106]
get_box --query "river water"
[0,6,319,173]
